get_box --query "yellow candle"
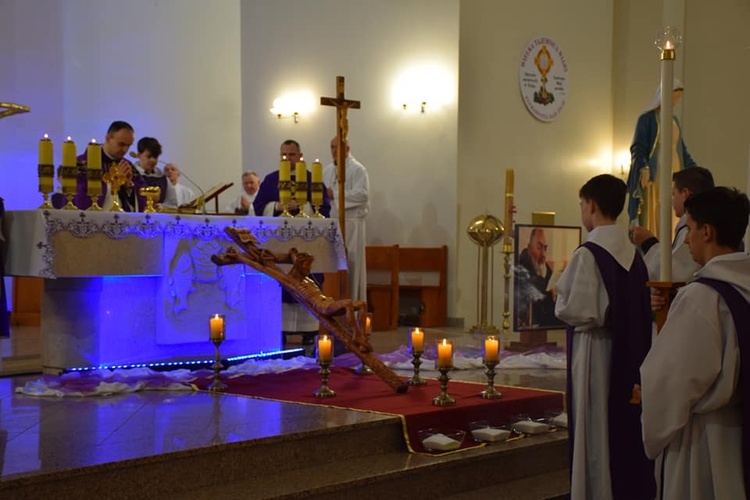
[87,139,102,170]
[317,335,333,362]
[312,159,323,183]
[62,136,76,167]
[505,168,514,195]
[295,158,307,203]
[484,335,499,363]
[39,134,53,165]
[279,155,291,182]
[411,328,424,354]
[209,314,225,341]
[436,338,453,368]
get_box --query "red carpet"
[196,367,564,454]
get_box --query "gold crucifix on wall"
[0,102,30,119]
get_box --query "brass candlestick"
[208,314,227,392]
[314,359,336,398]
[140,186,161,213]
[278,179,293,217]
[355,312,373,375]
[480,360,502,399]
[432,367,455,406]
[60,165,78,210]
[294,180,310,218]
[408,350,426,386]
[38,163,54,209]
[102,164,126,212]
[87,167,103,211]
[311,182,325,218]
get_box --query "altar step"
[3,414,569,500]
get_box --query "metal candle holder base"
[480,360,503,399]
[355,362,374,375]
[63,193,77,210]
[312,204,325,218]
[208,339,227,392]
[432,367,455,406]
[38,193,53,210]
[408,352,427,386]
[314,360,336,398]
[88,195,103,211]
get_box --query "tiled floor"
[0,324,567,483]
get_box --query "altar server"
[555,174,655,500]
[641,187,750,500]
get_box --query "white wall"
[456,0,615,328]
[240,0,460,299]
[0,0,242,209]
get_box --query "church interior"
[1,0,749,498]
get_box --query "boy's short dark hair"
[684,187,750,249]
[579,174,627,219]
[672,166,714,194]
[137,137,162,158]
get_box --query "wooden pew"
[398,246,447,327]
[365,245,399,331]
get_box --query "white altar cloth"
[3,210,346,371]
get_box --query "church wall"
[456,0,616,329]
[239,0,460,314]
[0,0,243,209]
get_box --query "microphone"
[129,152,207,214]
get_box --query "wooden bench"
[365,245,448,330]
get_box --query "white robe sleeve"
[554,246,608,329]
[639,285,724,459]
[342,166,369,210]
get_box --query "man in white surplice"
[641,187,750,500]
[323,137,370,302]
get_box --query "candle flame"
[442,338,448,346]
[665,41,673,50]
[43,133,49,139]
[213,313,220,320]
[282,155,287,160]
[315,158,320,163]
[90,138,97,144]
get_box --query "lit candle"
[279,155,291,182]
[484,335,499,363]
[209,314,225,341]
[62,136,76,167]
[295,157,307,204]
[365,314,372,334]
[39,134,53,165]
[312,158,323,183]
[411,328,424,354]
[317,335,333,362]
[436,338,453,369]
[504,168,515,245]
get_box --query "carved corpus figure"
[212,227,408,393]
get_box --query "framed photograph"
[513,224,581,331]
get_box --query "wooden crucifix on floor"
[321,76,360,299]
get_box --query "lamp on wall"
[392,62,454,113]
[270,91,315,123]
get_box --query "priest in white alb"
[323,137,370,302]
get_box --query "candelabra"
[480,360,502,399]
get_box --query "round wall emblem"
[519,36,568,122]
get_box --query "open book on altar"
[178,182,234,213]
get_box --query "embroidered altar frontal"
[4,210,346,371]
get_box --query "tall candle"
[484,335,499,363]
[312,159,323,183]
[504,168,515,245]
[436,338,453,369]
[411,328,424,354]
[87,139,102,170]
[39,134,53,165]
[317,335,333,362]
[209,314,225,341]
[62,136,76,166]
[295,158,307,204]
[279,155,291,182]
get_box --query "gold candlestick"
[311,181,325,218]
[314,359,336,398]
[37,163,54,209]
[60,165,79,210]
[480,360,502,399]
[87,167,103,211]
[432,367,455,406]
[278,179,293,218]
[102,164,126,212]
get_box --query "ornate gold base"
[295,211,311,218]
[62,193,77,210]
[312,205,325,218]
[407,352,427,386]
[88,195,103,211]
[208,341,226,392]
[314,360,336,398]
[469,323,501,334]
[432,367,455,406]
[38,192,53,210]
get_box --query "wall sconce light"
[392,62,455,114]
[269,91,315,124]
[401,101,427,113]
